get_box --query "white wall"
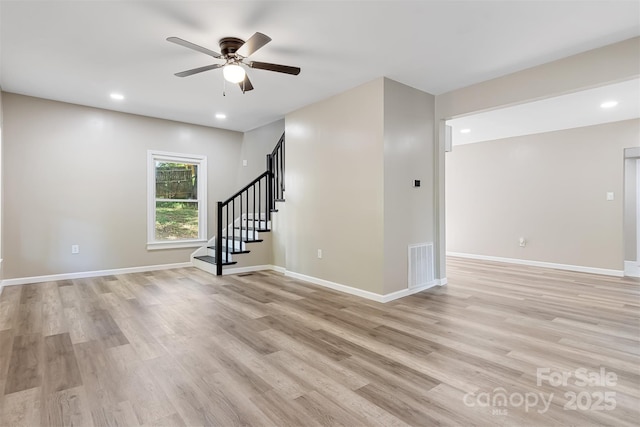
[446,119,639,272]
[2,93,243,279]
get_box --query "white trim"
[0,262,193,287]
[283,270,445,303]
[272,265,286,274]
[147,150,207,245]
[147,239,207,250]
[624,260,640,278]
[222,265,275,275]
[447,252,624,277]
[379,280,445,303]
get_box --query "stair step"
[274,198,285,202]
[194,255,237,266]
[207,246,250,255]
[223,236,264,243]
[233,226,271,232]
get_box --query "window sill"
[147,240,206,251]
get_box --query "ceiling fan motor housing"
[219,37,245,58]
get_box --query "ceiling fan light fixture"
[223,64,246,83]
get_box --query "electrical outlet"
[242,159,248,167]
[606,192,614,201]
[519,237,526,247]
[71,245,80,254]
[317,249,322,259]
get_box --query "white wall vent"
[408,243,434,288]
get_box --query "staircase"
[191,133,284,275]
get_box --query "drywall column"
[285,77,437,296]
[285,78,386,294]
[434,37,640,279]
[382,79,435,294]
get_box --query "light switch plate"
[606,192,614,201]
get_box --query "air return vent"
[408,243,434,288]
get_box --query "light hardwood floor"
[0,257,638,426]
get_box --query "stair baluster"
[209,133,284,274]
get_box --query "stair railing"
[215,133,285,275]
[267,133,285,211]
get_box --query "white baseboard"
[0,262,193,287]
[222,265,275,275]
[271,265,286,274]
[0,260,445,304]
[624,260,640,278]
[447,252,624,277]
[283,270,445,303]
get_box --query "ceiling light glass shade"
[600,101,618,109]
[223,64,246,83]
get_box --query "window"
[147,150,207,249]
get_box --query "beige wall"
[236,119,284,188]
[446,119,640,271]
[437,37,640,120]
[435,36,640,278]
[285,78,386,294]
[383,79,435,293]
[283,78,436,295]
[2,93,243,279]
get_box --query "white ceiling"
[1,1,639,132]
[447,78,640,145]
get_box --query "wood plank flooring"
[0,257,638,426]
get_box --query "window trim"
[147,150,207,250]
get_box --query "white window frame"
[147,150,207,250]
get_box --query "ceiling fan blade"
[249,61,301,75]
[167,37,222,59]
[239,74,254,92]
[175,64,223,77]
[236,32,272,57]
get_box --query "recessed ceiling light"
[460,128,471,134]
[600,101,618,109]
[110,93,125,101]
[215,113,227,119]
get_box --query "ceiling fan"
[167,32,301,93]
